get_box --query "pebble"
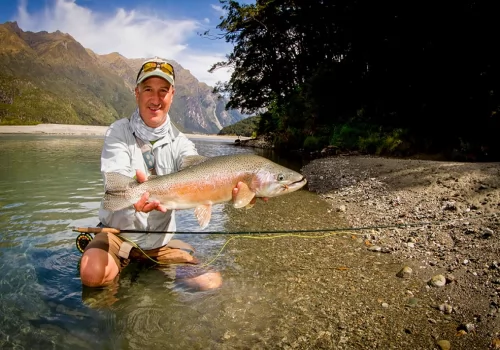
[482,227,494,239]
[429,274,447,287]
[439,303,453,314]
[406,297,419,308]
[442,201,457,211]
[436,339,451,350]
[457,323,476,334]
[445,274,456,283]
[396,266,413,279]
[491,338,500,349]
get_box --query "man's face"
[135,77,175,128]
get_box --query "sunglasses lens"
[142,62,159,73]
[137,61,175,83]
[159,63,174,77]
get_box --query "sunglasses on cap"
[136,61,175,82]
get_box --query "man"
[80,57,221,291]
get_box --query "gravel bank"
[299,156,500,349]
[222,155,500,349]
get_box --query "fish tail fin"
[103,172,140,211]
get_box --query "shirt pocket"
[154,149,175,175]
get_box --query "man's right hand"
[133,169,168,213]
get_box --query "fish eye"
[277,173,285,181]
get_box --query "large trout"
[102,154,307,229]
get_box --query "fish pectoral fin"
[244,197,257,210]
[233,182,256,209]
[194,204,212,229]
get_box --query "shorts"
[84,232,198,272]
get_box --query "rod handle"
[72,227,121,234]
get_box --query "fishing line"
[198,212,497,267]
[73,212,497,267]
[73,213,490,236]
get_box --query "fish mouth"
[283,177,307,191]
[293,177,307,185]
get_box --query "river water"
[0,134,345,349]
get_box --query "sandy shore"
[0,124,247,141]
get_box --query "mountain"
[0,21,245,133]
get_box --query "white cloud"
[14,0,232,86]
[182,53,233,87]
[210,4,226,16]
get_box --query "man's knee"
[80,248,119,287]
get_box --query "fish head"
[253,162,307,198]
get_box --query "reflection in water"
[0,134,336,349]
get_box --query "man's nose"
[150,92,162,104]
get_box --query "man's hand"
[133,169,168,213]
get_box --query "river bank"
[225,155,500,349]
[0,124,247,141]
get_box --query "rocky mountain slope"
[0,21,245,133]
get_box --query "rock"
[439,303,453,314]
[457,323,476,333]
[445,274,456,283]
[442,201,457,211]
[436,339,451,350]
[396,266,413,279]
[429,274,447,287]
[482,227,494,238]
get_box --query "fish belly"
[149,178,237,210]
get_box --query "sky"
[0,0,252,86]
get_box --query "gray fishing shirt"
[98,116,198,249]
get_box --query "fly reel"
[76,233,93,253]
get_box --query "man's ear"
[134,86,139,100]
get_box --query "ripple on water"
[2,202,25,209]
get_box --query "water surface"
[0,134,326,349]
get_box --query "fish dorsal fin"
[180,155,209,171]
[233,182,256,208]
[104,172,137,191]
[103,172,140,211]
[194,204,212,229]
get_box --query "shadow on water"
[0,134,340,349]
[252,147,307,173]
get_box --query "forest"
[210,0,499,160]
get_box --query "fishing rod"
[73,226,343,235]
[72,220,446,236]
